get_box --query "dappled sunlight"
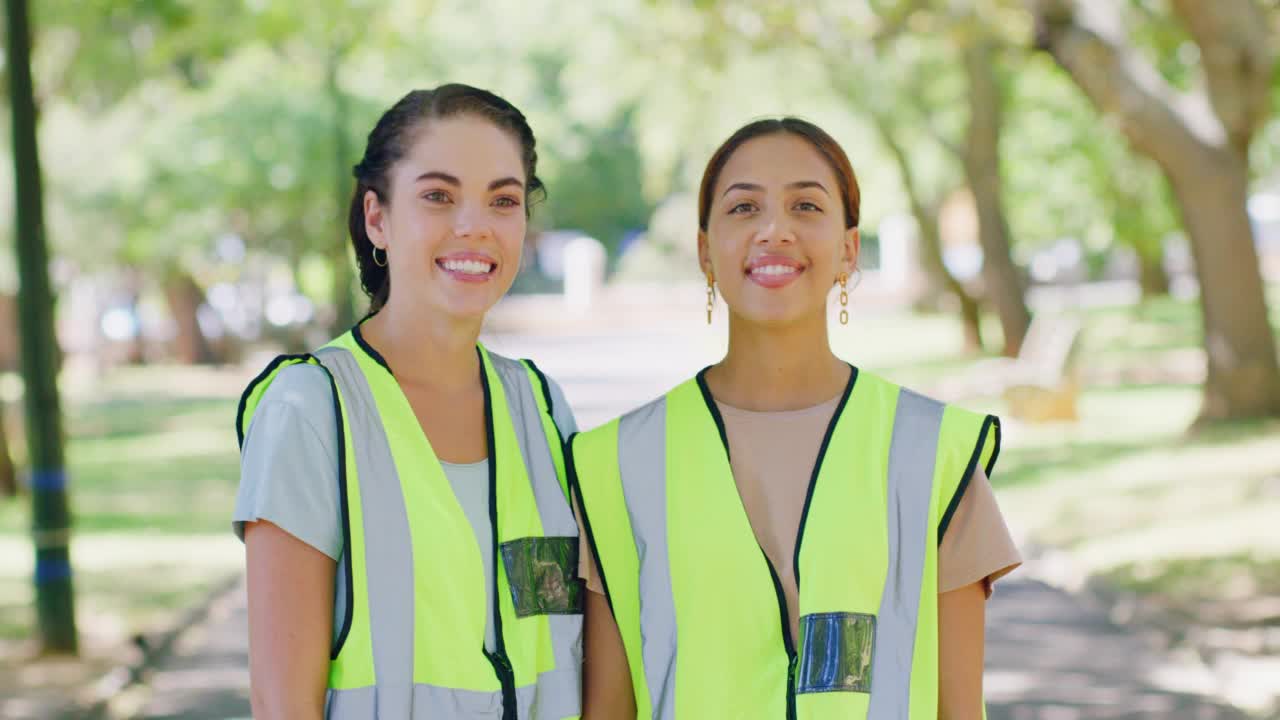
[71,425,233,466]
[0,534,242,576]
[2,0,1279,715]
[985,579,1248,719]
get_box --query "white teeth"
[441,259,494,275]
[751,264,798,276]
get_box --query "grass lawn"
[0,364,249,667]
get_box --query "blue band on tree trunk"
[35,556,72,584]
[29,469,67,492]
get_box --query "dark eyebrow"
[414,172,523,192]
[721,182,764,198]
[489,177,524,191]
[721,180,830,197]
[787,180,830,196]
[415,171,461,186]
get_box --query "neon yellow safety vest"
[569,367,999,719]
[237,329,583,719]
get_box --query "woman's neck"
[706,312,849,412]
[360,298,484,389]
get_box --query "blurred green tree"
[1032,0,1280,422]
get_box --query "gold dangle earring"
[372,246,388,268]
[705,271,716,325]
[837,272,849,326]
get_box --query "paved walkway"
[113,326,1252,718]
[123,573,1247,720]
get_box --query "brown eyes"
[419,191,521,209]
[726,200,823,215]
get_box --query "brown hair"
[349,84,546,315]
[697,117,860,232]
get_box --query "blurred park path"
[121,571,1250,720]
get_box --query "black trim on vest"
[937,413,1002,546]
[985,415,1003,478]
[235,353,313,449]
[523,358,557,417]
[478,347,517,720]
[565,432,616,618]
[350,321,393,375]
[694,367,732,460]
[792,364,858,590]
[523,358,566,445]
[317,361,356,660]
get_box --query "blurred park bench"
[942,314,1084,422]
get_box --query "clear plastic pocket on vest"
[499,536,584,618]
[795,611,876,694]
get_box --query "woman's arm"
[582,590,636,719]
[938,580,987,720]
[245,520,336,720]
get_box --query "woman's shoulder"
[237,359,339,448]
[255,360,335,415]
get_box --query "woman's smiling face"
[700,132,859,329]
[365,114,528,321]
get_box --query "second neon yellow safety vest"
[569,367,999,719]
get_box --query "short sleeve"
[938,465,1021,597]
[232,363,344,561]
[543,374,579,441]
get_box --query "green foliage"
[7,0,1280,312]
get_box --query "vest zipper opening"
[695,368,802,720]
[764,551,799,720]
[696,365,858,720]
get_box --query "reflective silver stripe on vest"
[490,354,584,689]
[324,668,580,719]
[316,347,581,719]
[865,388,943,718]
[616,397,678,720]
[316,347,415,710]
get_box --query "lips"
[436,252,497,283]
[745,255,804,288]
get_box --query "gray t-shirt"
[232,361,578,652]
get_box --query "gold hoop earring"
[838,272,849,326]
[372,246,388,268]
[705,272,716,325]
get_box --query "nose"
[753,212,796,245]
[453,203,492,241]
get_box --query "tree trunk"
[917,203,984,353]
[0,293,16,372]
[5,0,78,655]
[0,402,16,498]
[1168,148,1280,420]
[163,270,215,365]
[962,37,1030,358]
[327,50,358,333]
[1031,0,1280,422]
[869,111,985,353]
[1135,242,1170,299]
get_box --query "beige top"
[578,393,1021,641]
